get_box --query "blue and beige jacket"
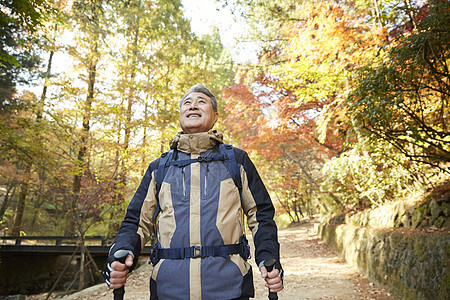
[110,131,280,299]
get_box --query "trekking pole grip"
[264,258,279,300]
[113,250,129,300]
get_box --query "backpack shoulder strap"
[155,149,174,200]
[152,149,174,237]
[219,144,242,193]
[219,144,248,237]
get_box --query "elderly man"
[104,84,283,299]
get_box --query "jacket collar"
[170,130,224,155]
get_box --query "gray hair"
[179,84,217,112]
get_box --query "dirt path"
[28,221,394,300]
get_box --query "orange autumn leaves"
[224,2,388,159]
[277,2,387,143]
[283,3,386,74]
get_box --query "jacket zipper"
[182,167,186,197]
[204,163,209,196]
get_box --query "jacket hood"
[169,130,224,155]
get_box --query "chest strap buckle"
[193,245,203,258]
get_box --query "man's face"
[179,92,218,134]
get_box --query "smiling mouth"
[187,114,201,118]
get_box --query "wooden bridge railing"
[0,236,115,246]
[0,236,152,255]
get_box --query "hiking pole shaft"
[264,259,278,300]
[113,250,129,300]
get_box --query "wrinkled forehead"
[182,92,210,102]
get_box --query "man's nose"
[189,100,199,109]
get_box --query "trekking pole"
[113,249,129,300]
[264,258,278,300]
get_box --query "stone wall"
[344,194,449,229]
[318,224,449,300]
[317,188,450,300]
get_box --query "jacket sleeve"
[236,148,281,268]
[107,159,160,268]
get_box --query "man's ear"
[210,112,219,131]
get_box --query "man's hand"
[260,265,283,293]
[108,254,134,289]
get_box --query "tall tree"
[65,0,105,237]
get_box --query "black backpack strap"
[219,144,247,240]
[155,150,174,200]
[168,152,225,168]
[219,144,242,193]
[152,150,174,236]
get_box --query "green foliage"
[273,213,292,229]
[353,0,423,29]
[0,0,234,237]
[320,139,417,211]
[347,0,450,169]
[0,0,50,31]
[0,0,52,100]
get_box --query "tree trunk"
[121,9,141,199]
[275,193,295,223]
[66,41,98,236]
[37,39,55,120]
[371,0,383,27]
[404,0,417,30]
[285,151,334,211]
[0,180,16,221]
[12,164,31,235]
[78,239,86,290]
[141,100,149,176]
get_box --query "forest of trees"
[0,0,448,240]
